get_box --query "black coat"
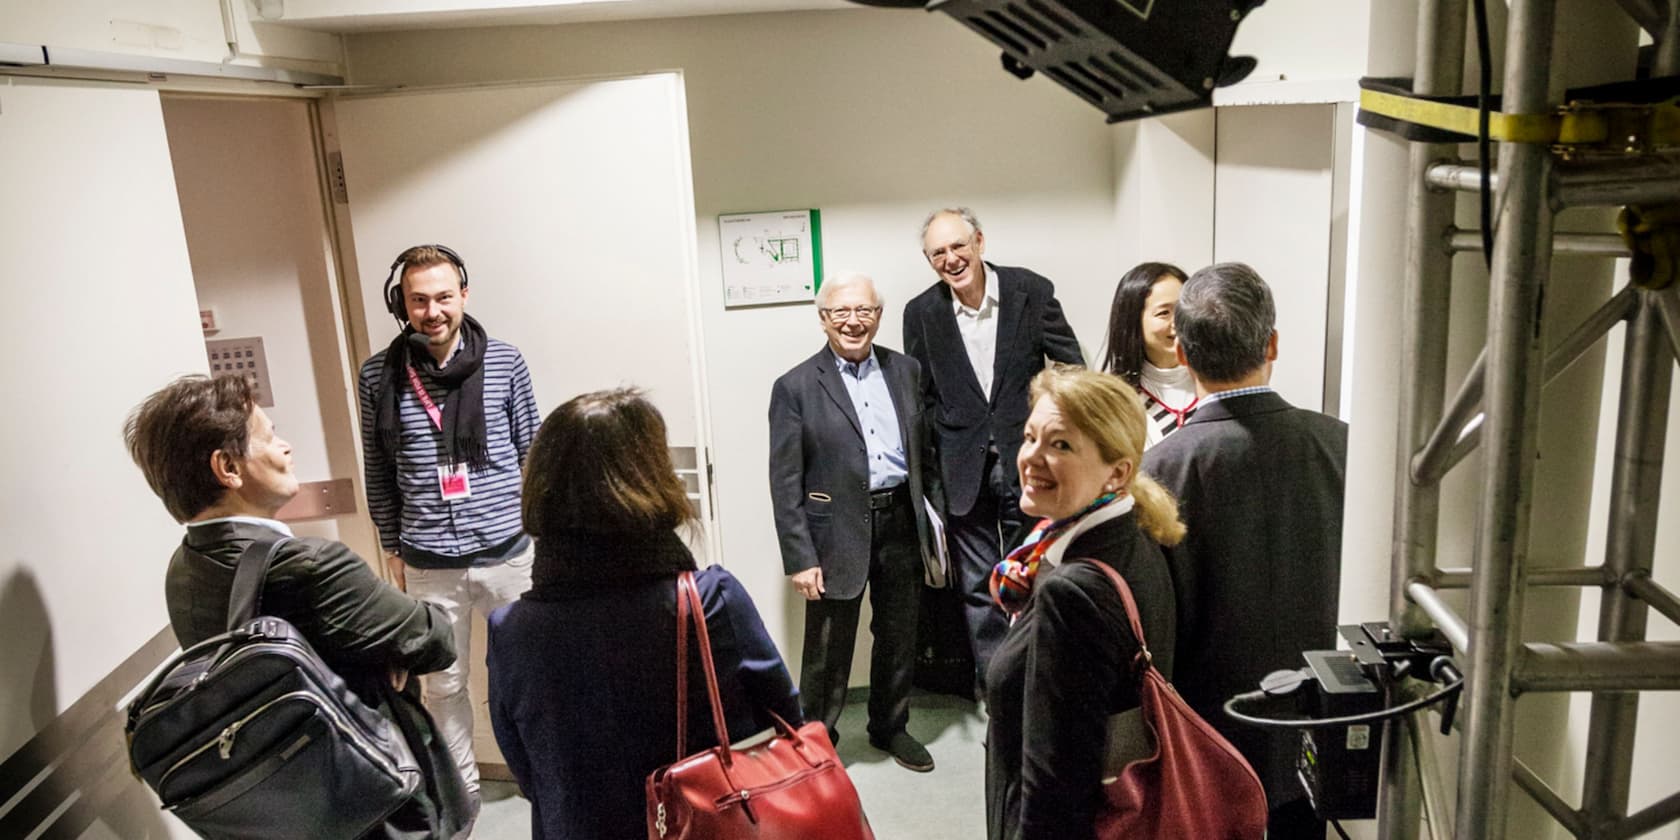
[166,519,468,839]
[768,344,937,599]
[903,264,1083,517]
[1140,390,1348,803]
[985,510,1176,840]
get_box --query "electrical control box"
[1298,649,1384,820]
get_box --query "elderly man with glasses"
[903,207,1083,697]
[768,271,942,772]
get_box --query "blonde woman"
[984,364,1186,840]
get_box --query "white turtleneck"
[1137,362,1198,448]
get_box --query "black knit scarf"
[376,313,490,469]
[528,529,699,597]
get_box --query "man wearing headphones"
[356,244,540,817]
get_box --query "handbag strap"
[226,537,289,631]
[1073,558,1153,670]
[673,571,734,764]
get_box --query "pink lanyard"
[1139,385,1198,429]
[404,365,445,432]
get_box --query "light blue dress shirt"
[834,349,909,491]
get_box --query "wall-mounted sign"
[718,209,822,308]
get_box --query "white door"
[329,72,714,777]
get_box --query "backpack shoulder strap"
[227,537,289,631]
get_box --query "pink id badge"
[437,463,472,500]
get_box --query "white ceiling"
[272,0,869,33]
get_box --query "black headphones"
[383,244,469,327]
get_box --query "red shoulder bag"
[644,571,876,840]
[1079,559,1269,840]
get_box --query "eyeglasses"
[821,306,882,323]
[924,239,974,262]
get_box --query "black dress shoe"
[868,730,935,773]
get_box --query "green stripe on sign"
[810,208,823,298]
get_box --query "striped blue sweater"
[357,337,540,568]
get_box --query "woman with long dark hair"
[1101,262,1195,447]
[487,387,801,840]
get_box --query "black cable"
[1222,674,1464,731]
[1473,0,1494,269]
[1331,818,1354,840]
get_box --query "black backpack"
[126,537,421,839]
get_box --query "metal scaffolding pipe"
[1385,2,1468,835]
[1406,581,1471,653]
[1411,286,1632,487]
[1432,566,1605,589]
[1426,163,1498,194]
[1553,153,1680,208]
[1449,229,1632,256]
[1412,350,1486,486]
[1652,285,1680,363]
[1607,787,1680,840]
[1456,2,1558,837]
[1513,757,1589,837]
[1514,641,1680,692]
[1624,572,1680,627]
[1583,291,1673,824]
[1408,712,1453,840]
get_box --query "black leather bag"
[125,538,421,839]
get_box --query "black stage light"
[853,0,1267,123]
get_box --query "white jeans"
[405,545,534,797]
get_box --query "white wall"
[0,77,204,838]
[1212,103,1338,411]
[160,95,374,552]
[343,8,1128,676]
[0,0,343,71]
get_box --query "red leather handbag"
[645,571,876,840]
[1081,559,1269,840]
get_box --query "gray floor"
[472,690,988,839]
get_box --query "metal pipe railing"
[1412,287,1636,487]
[1514,641,1680,692]
[1455,2,1559,837]
[1624,572,1680,626]
[1513,758,1589,837]
[1383,2,1470,836]
[1431,566,1605,589]
[1583,292,1672,825]
[1448,229,1632,257]
[1607,787,1680,839]
[1406,581,1471,653]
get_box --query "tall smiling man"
[903,208,1084,690]
[357,244,541,817]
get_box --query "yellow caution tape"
[1359,89,1680,148]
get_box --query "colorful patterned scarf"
[989,492,1121,617]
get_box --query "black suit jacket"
[768,344,937,600]
[1139,390,1348,803]
[902,264,1083,516]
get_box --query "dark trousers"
[799,486,922,741]
[946,450,1024,690]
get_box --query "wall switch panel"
[205,336,274,407]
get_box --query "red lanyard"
[404,365,444,432]
[1139,385,1198,429]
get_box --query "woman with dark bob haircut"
[1101,261,1195,448]
[486,387,801,840]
